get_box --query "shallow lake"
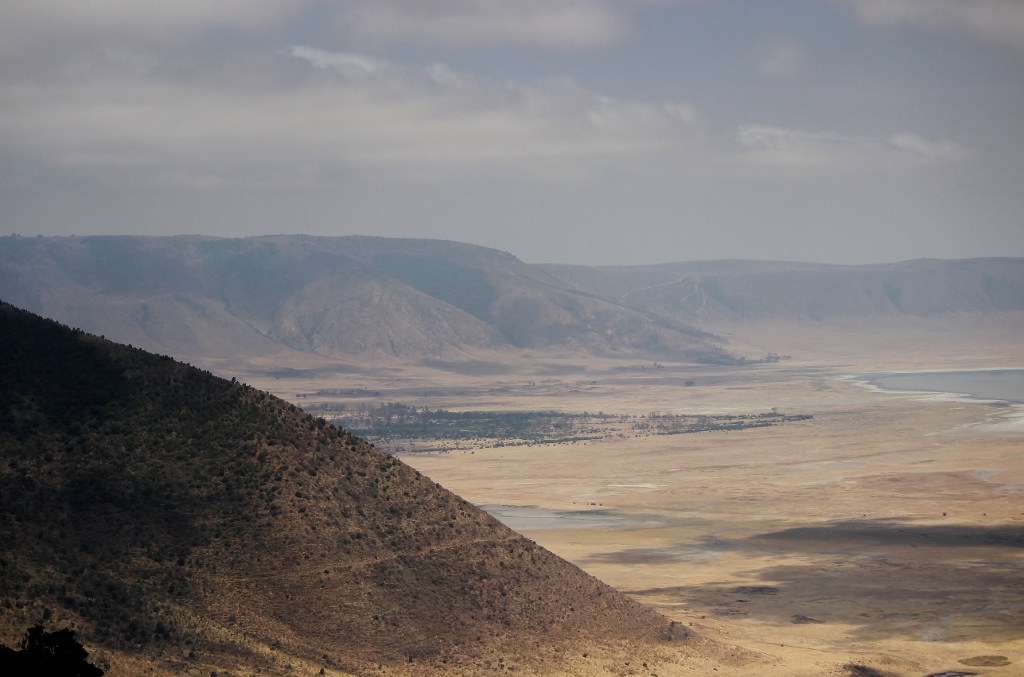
[857,369,1024,404]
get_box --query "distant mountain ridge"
[0,235,728,363]
[2,235,1021,366]
[540,258,1024,324]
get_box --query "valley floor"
[225,318,1024,677]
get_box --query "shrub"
[0,625,104,676]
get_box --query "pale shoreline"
[843,367,1024,404]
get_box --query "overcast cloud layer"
[1,0,1022,264]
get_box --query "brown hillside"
[0,300,705,676]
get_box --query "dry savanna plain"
[220,316,1024,677]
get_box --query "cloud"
[836,0,1024,51]
[2,32,965,194]
[0,1,660,53]
[737,126,869,169]
[333,0,634,50]
[0,48,705,185]
[886,133,973,163]
[737,125,971,170]
[0,0,299,45]
[289,46,386,76]
[754,39,807,79]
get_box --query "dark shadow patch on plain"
[731,586,778,595]
[844,664,891,677]
[535,362,588,375]
[958,655,1010,667]
[480,506,652,531]
[583,548,694,565]
[418,359,513,375]
[626,556,1024,643]
[751,520,1024,550]
[309,388,382,398]
[261,364,377,378]
[582,537,730,565]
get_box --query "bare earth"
[224,317,1024,677]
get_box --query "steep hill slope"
[0,235,728,364]
[0,301,704,676]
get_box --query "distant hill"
[0,235,729,364]
[0,301,695,675]
[539,258,1024,324]
[4,235,1019,369]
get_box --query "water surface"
[857,369,1024,404]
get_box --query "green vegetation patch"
[310,402,811,453]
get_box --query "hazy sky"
[2,1,1023,265]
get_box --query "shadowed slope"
[0,300,695,675]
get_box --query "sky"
[1,0,1023,265]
